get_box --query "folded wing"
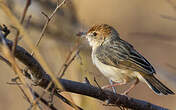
[95,39,156,75]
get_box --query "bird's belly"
[93,56,137,83]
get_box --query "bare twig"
[0,55,11,66]
[31,0,66,56]
[23,1,67,100]
[54,93,83,110]
[165,0,176,11]
[20,0,31,24]
[166,63,176,70]
[3,56,57,110]
[32,79,54,109]
[93,77,102,90]
[83,77,91,85]
[34,92,58,110]
[160,14,176,21]
[58,39,80,78]
[15,80,31,104]
[6,81,22,85]
[25,1,81,109]
[53,44,82,110]
[0,0,64,93]
[25,15,32,28]
[160,0,176,21]
[59,49,80,78]
[12,0,31,59]
[0,27,41,110]
[10,26,20,55]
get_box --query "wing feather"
[95,39,156,74]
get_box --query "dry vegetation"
[0,0,176,110]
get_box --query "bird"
[83,24,174,95]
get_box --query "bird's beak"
[76,31,87,38]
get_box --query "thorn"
[48,88,55,105]
[83,77,91,85]
[6,82,22,85]
[93,77,101,89]
[41,12,49,20]
[11,76,19,82]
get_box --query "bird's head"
[85,24,120,48]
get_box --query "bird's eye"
[93,32,97,36]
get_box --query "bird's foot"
[102,82,124,89]
[121,78,139,95]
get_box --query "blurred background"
[0,0,176,109]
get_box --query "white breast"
[91,49,139,83]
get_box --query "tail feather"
[144,75,175,95]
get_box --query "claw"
[122,78,139,95]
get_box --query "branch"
[20,0,31,24]
[0,31,168,110]
[0,27,41,110]
[0,27,83,110]
[31,0,66,56]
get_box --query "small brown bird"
[84,24,174,95]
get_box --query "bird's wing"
[95,39,156,74]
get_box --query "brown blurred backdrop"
[0,0,176,110]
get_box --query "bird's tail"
[143,75,175,95]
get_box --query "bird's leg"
[109,80,117,93]
[102,81,125,89]
[123,78,139,95]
